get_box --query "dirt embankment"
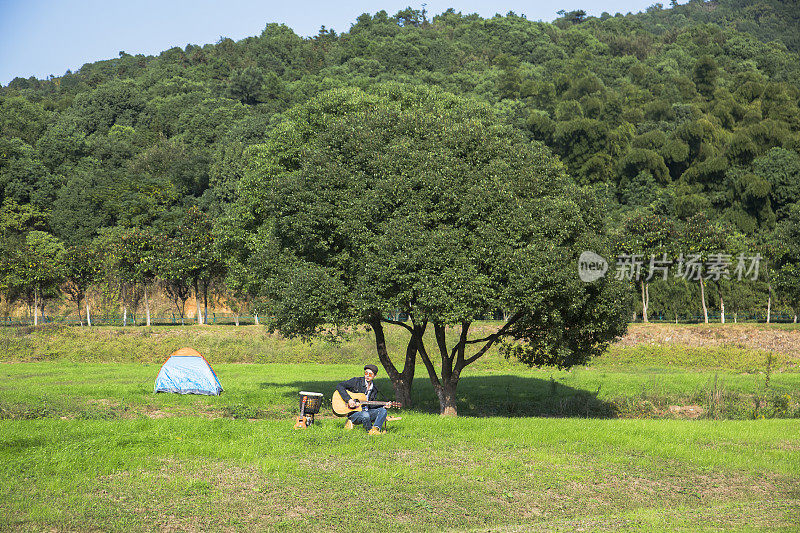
[618,324,800,359]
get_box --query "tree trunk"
[145,286,151,327]
[699,278,708,324]
[794,314,797,324]
[392,378,413,408]
[234,313,239,326]
[414,317,521,417]
[720,294,725,324]
[86,303,92,327]
[76,300,84,327]
[436,381,458,416]
[641,282,649,323]
[203,282,209,325]
[371,318,419,408]
[194,280,203,325]
[33,288,38,326]
[767,283,772,324]
[254,313,259,325]
[123,306,127,327]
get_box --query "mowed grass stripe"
[2,362,799,420]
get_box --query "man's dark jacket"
[336,376,379,404]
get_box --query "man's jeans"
[348,407,388,430]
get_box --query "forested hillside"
[634,0,800,53]
[1,0,799,324]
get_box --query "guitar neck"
[331,391,401,416]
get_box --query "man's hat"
[364,364,379,375]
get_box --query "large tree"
[223,84,628,415]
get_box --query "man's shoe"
[344,420,354,430]
[368,427,384,436]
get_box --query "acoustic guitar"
[331,390,401,417]
[294,394,309,429]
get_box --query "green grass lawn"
[1,324,799,531]
[2,416,799,531]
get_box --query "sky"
[0,0,672,86]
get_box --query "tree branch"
[370,318,400,379]
[403,321,425,375]
[463,313,523,345]
[381,317,414,334]
[453,321,469,364]
[434,322,452,381]
[416,331,441,388]
[451,321,471,380]
[463,313,524,366]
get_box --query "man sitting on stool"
[337,364,389,435]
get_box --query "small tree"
[94,227,157,326]
[754,228,781,323]
[0,199,51,322]
[61,245,100,326]
[774,204,800,322]
[189,207,225,324]
[0,236,27,318]
[118,227,158,326]
[23,231,65,325]
[157,234,193,325]
[162,207,222,325]
[677,213,727,323]
[718,230,755,324]
[616,211,677,323]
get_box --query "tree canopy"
[222,84,629,414]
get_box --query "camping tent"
[154,347,223,395]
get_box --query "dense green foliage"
[633,0,800,54]
[1,0,800,329]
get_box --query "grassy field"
[4,322,799,368]
[2,322,799,419]
[1,323,799,531]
